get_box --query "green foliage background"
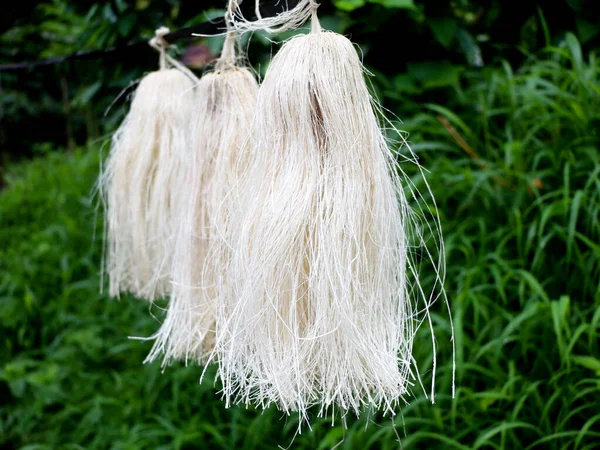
[1,1,599,449]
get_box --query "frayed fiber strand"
[228,0,318,33]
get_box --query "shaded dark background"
[1,0,599,165]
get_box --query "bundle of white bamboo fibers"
[101,28,198,302]
[228,0,317,33]
[214,4,451,424]
[145,17,260,365]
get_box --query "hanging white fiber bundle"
[101,28,198,301]
[145,11,259,365]
[216,3,451,423]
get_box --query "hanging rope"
[0,0,301,72]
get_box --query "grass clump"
[399,32,600,449]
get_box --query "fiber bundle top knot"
[149,26,171,69]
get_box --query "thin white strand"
[228,0,319,34]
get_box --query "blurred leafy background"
[1,0,599,449]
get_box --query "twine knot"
[149,26,171,70]
[310,2,322,34]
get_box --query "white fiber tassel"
[101,28,197,301]
[217,8,447,423]
[145,25,259,365]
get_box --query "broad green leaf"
[571,356,600,374]
[565,32,583,71]
[407,60,464,89]
[576,18,600,43]
[71,81,102,108]
[428,17,458,47]
[372,0,415,8]
[333,0,366,12]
